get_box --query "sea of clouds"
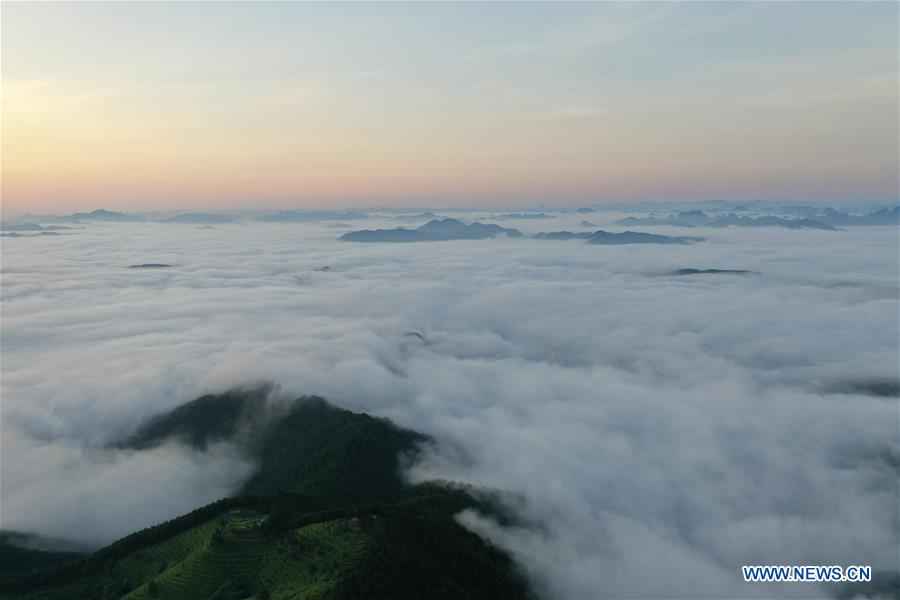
[1,212,898,598]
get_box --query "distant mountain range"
[534,231,593,240]
[341,218,523,242]
[2,232,64,238]
[65,209,146,223]
[490,213,554,220]
[4,209,369,226]
[617,211,837,230]
[0,224,76,232]
[163,213,236,224]
[535,230,703,244]
[128,264,172,269]
[255,210,368,222]
[671,268,753,276]
[617,206,899,229]
[812,206,899,226]
[586,230,703,245]
[341,221,704,245]
[391,212,442,223]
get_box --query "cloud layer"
[1,213,898,597]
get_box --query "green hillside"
[120,387,270,451]
[238,396,427,503]
[0,538,85,579]
[2,392,531,600]
[119,510,377,600]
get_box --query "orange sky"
[2,2,897,214]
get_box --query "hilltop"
[3,390,531,600]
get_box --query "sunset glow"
[2,2,898,214]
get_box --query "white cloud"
[1,214,897,597]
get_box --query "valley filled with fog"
[2,209,898,598]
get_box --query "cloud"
[1,214,897,596]
[1,429,255,547]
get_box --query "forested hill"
[2,390,532,600]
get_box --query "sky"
[2,2,898,214]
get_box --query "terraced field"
[116,518,220,583]
[256,517,380,599]
[121,511,378,600]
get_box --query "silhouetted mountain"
[255,210,368,222]
[341,218,522,242]
[672,268,753,276]
[813,206,899,226]
[675,210,712,224]
[705,214,837,230]
[494,213,554,220]
[586,230,703,245]
[1,232,64,238]
[341,229,434,242]
[1,224,75,232]
[616,211,837,230]
[163,213,236,224]
[579,220,597,227]
[534,231,592,240]
[393,212,441,223]
[67,209,144,222]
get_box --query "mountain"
[120,387,268,451]
[67,209,145,222]
[813,206,900,226]
[704,214,837,230]
[1,232,64,238]
[493,213,554,220]
[0,224,76,232]
[341,218,522,242]
[392,212,441,223]
[122,388,427,503]
[0,532,88,579]
[255,211,368,223]
[671,268,753,276]
[615,211,837,230]
[4,390,531,599]
[616,210,710,227]
[586,230,703,245]
[163,213,237,224]
[534,231,592,240]
[340,229,434,242]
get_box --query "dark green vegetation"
[0,533,86,578]
[3,390,531,600]
[120,387,269,451]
